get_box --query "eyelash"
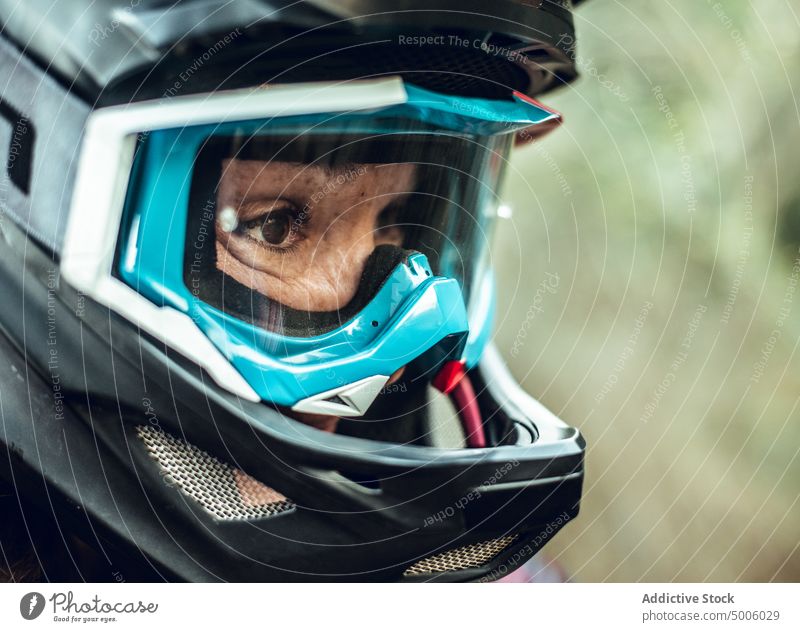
[235,204,310,254]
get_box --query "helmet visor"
[184,121,511,338]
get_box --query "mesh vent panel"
[404,535,518,575]
[136,425,294,521]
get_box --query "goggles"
[63,78,559,415]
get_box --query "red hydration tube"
[432,360,487,448]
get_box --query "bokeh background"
[495,0,800,581]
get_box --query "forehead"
[219,159,417,196]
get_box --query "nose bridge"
[324,210,383,286]
[349,230,381,274]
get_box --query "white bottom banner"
[1,583,798,631]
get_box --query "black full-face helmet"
[0,0,587,581]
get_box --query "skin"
[215,159,416,311]
[214,158,415,430]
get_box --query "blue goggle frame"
[116,83,558,407]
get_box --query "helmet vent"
[136,425,294,521]
[403,535,518,576]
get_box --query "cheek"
[323,206,385,250]
[306,211,386,277]
[214,236,360,312]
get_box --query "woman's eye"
[241,210,294,246]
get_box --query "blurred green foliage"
[496,0,800,581]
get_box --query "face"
[213,158,416,431]
[214,159,417,312]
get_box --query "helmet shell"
[0,0,584,103]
